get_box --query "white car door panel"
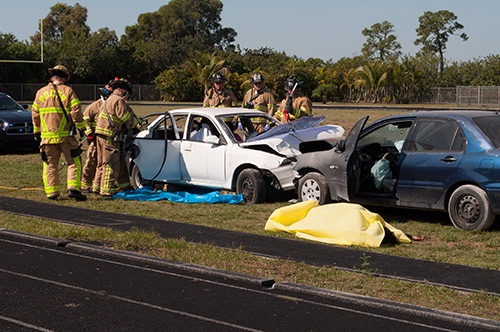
[180,141,226,185]
[133,139,182,181]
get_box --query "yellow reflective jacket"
[275,92,313,123]
[203,87,238,107]
[242,87,276,116]
[32,83,87,144]
[95,90,138,138]
[83,98,103,133]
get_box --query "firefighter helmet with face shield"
[211,72,226,83]
[284,76,298,91]
[251,72,264,85]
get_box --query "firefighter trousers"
[40,139,82,197]
[81,140,97,191]
[93,135,131,196]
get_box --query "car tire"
[131,164,152,189]
[236,169,266,204]
[448,185,496,231]
[298,172,330,205]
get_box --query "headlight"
[0,121,8,131]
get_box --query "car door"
[180,115,227,186]
[132,113,182,181]
[396,118,466,206]
[331,116,369,201]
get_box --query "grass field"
[1,103,499,320]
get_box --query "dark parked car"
[0,92,36,150]
[294,111,500,231]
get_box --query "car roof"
[169,107,266,117]
[374,110,500,123]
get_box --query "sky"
[1,0,499,63]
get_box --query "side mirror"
[335,139,346,152]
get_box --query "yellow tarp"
[265,200,411,247]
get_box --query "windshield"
[246,116,326,141]
[0,94,26,112]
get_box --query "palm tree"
[183,51,226,94]
[354,61,389,103]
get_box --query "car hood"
[240,117,344,157]
[0,110,32,122]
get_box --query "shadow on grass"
[368,205,500,231]
[0,147,38,156]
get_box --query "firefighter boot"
[68,190,87,201]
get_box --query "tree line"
[1,0,500,104]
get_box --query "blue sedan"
[294,110,500,230]
[0,92,36,150]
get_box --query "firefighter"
[94,77,140,197]
[275,76,313,123]
[32,65,90,201]
[203,72,238,107]
[80,83,113,193]
[242,72,276,132]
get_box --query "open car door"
[131,112,182,181]
[332,116,369,201]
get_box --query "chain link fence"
[3,83,500,107]
[429,87,500,108]
[0,83,161,102]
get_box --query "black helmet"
[211,72,226,83]
[284,76,301,91]
[251,72,264,84]
[109,77,133,94]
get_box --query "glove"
[244,102,254,109]
[282,109,290,122]
[87,134,96,144]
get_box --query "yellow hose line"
[0,186,45,191]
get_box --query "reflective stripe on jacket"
[32,83,86,144]
[95,90,138,138]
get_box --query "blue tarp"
[112,186,244,204]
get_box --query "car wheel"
[298,172,330,205]
[448,185,495,231]
[236,169,266,204]
[131,164,152,189]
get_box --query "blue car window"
[473,116,500,148]
[408,119,464,152]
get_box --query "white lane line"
[0,314,56,332]
[1,239,461,331]
[0,268,263,332]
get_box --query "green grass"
[1,103,499,321]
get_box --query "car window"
[151,114,179,140]
[407,119,465,152]
[189,115,220,142]
[472,116,500,148]
[173,114,188,138]
[0,94,25,111]
[358,121,412,150]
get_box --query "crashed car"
[128,107,344,203]
[0,92,36,150]
[294,110,500,231]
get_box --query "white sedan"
[128,107,344,203]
